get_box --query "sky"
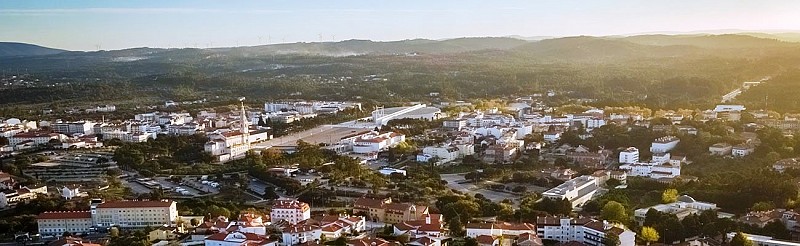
[2,0,800,51]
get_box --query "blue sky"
[2,0,799,50]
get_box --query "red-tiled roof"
[37,211,92,220]
[348,237,389,246]
[272,199,309,210]
[96,200,174,208]
[475,235,497,245]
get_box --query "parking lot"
[440,173,520,204]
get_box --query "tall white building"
[536,217,636,246]
[37,211,93,236]
[618,147,639,164]
[51,121,95,135]
[270,199,311,224]
[90,199,179,228]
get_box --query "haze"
[2,0,800,50]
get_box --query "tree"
[640,226,659,245]
[763,220,791,240]
[263,186,279,200]
[464,237,479,246]
[751,201,774,211]
[730,232,754,246]
[109,227,120,237]
[190,218,200,227]
[601,201,627,223]
[661,188,678,203]
[448,216,465,237]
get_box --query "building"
[61,185,85,200]
[393,214,444,239]
[205,231,277,246]
[619,147,639,164]
[618,162,681,179]
[353,197,428,224]
[45,236,102,246]
[709,143,733,156]
[351,132,405,154]
[9,131,65,146]
[732,144,755,157]
[650,136,680,153]
[442,120,467,130]
[465,221,536,238]
[739,209,799,229]
[371,105,442,126]
[148,226,183,242]
[541,175,600,208]
[270,199,311,224]
[347,237,390,246]
[90,199,179,228]
[416,145,459,165]
[633,195,716,225]
[714,105,746,112]
[1,185,48,208]
[37,211,93,236]
[536,216,635,246]
[52,121,95,135]
[774,158,800,173]
[725,233,800,246]
[281,224,322,246]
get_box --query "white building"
[541,175,600,208]
[443,120,467,130]
[281,224,321,246]
[61,185,85,200]
[37,211,93,236]
[725,233,800,246]
[543,131,562,142]
[52,121,95,135]
[651,152,671,164]
[350,132,405,154]
[619,162,681,179]
[650,136,680,153]
[732,144,755,157]
[371,105,442,126]
[9,132,66,146]
[634,195,716,225]
[536,216,635,246]
[618,147,639,164]
[465,222,536,238]
[709,143,733,156]
[714,105,746,112]
[269,199,311,224]
[416,145,460,165]
[91,199,179,228]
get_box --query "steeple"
[239,97,250,149]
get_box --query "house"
[417,145,460,165]
[148,226,183,242]
[739,209,799,228]
[281,224,322,246]
[347,237,390,246]
[353,197,428,224]
[393,214,444,238]
[633,195,716,225]
[708,143,733,156]
[475,235,499,246]
[46,236,102,246]
[732,144,755,157]
[774,158,800,173]
[0,172,15,190]
[316,215,366,239]
[205,231,277,246]
[61,185,85,200]
[536,216,636,246]
[408,236,445,246]
[516,233,543,246]
[565,146,609,168]
[543,131,562,142]
[270,199,311,224]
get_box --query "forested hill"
[0,42,66,57]
[3,33,800,112]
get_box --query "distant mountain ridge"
[0,42,66,57]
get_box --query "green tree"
[640,226,660,245]
[763,220,790,240]
[604,232,620,246]
[601,201,627,223]
[109,227,120,237]
[661,188,678,203]
[730,232,754,246]
[448,216,465,237]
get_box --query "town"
[2,84,800,246]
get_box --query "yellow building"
[353,197,428,224]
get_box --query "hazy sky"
[2,0,799,51]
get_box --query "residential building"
[1,185,48,208]
[619,147,639,164]
[317,215,366,240]
[37,211,93,236]
[536,216,635,246]
[61,185,85,200]
[281,224,321,246]
[353,197,428,224]
[633,195,716,225]
[709,143,733,156]
[270,199,311,224]
[45,236,101,246]
[443,119,467,130]
[739,209,799,229]
[9,131,65,146]
[393,214,444,238]
[347,237,390,246]
[475,235,499,246]
[774,158,800,173]
[732,144,755,157]
[516,233,544,246]
[651,152,671,164]
[650,136,680,153]
[543,131,562,142]
[351,132,405,154]
[90,199,179,228]
[541,175,600,208]
[416,145,459,165]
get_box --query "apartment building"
[37,211,93,236]
[650,136,680,153]
[90,199,179,228]
[270,199,311,224]
[541,175,600,208]
[618,147,639,164]
[536,216,635,246]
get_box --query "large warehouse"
[371,104,443,125]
